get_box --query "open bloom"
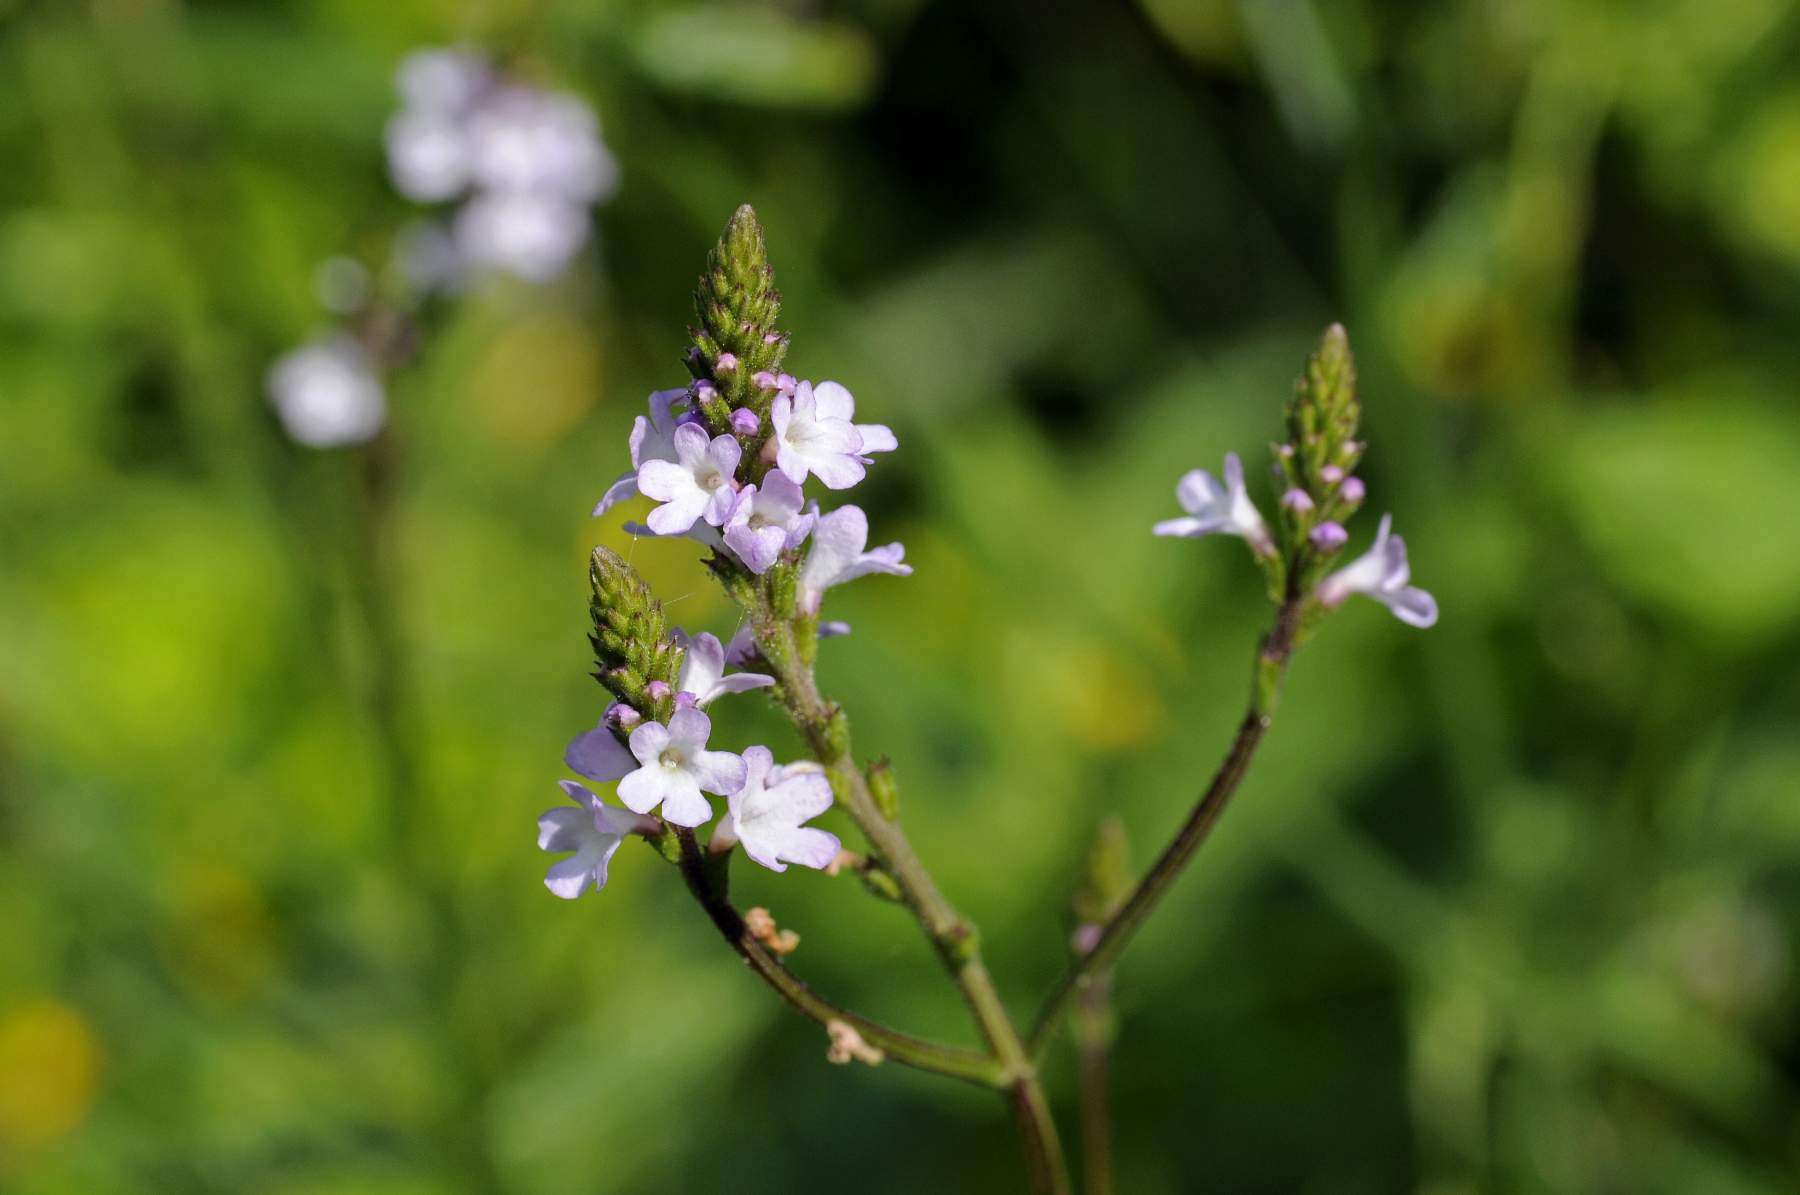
[564,719,637,783]
[770,381,887,489]
[593,388,689,516]
[1316,514,1438,628]
[798,505,912,613]
[617,708,746,827]
[673,630,775,706]
[637,423,742,534]
[1152,452,1273,556]
[727,748,841,873]
[723,471,815,573]
[538,780,642,898]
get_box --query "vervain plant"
[539,206,1438,1193]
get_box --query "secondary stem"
[671,828,1007,1089]
[1028,593,1306,1057]
[1071,964,1117,1195]
[758,615,1070,1195]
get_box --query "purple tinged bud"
[729,407,760,435]
[1340,476,1365,503]
[1276,443,1296,459]
[752,370,779,391]
[714,352,738,374]
[762,332,781,345]
[776,372,796,392]
[694,380,718,401]
[1280,488,1315,513]
[645,680,672,701]
[673,691,699,711]
[605,702,641,729]
[1310,521,1349,550]
[1340,440,1362,461]
[1320,464,1344,484]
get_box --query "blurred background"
[4,0,1799,1191]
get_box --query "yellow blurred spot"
[0,1001,105,1149]
[1721,93,1800,265]
[466,314,598,451]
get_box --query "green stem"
[672,828,1007,1089]
[1028,594,1305,1058]
[1071,962,1117,1195]
[759,615,1070,1194]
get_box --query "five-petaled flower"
[673,629,776,706]
[617,708,747,827]
[1316,514,1438,628]
[723,471,815,574]
[1152,452,1274,557]
[727,747,842,873]
[770,381,895,490]
[538,780,643,898]
[637,423,742,534]
[799,505,911,614]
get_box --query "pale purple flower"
[622,516,725,553]
[798,505,911,613]
[267,337,387,448]
[729,407,760,436]
[604,702,641,730]
[1320,464,1345,484]
[616,708,747,827]
[752,370,780,391]
[714,352,738,374]
[672,629,774,706]
[1310,521,1348,550]
[636,423,742,534]
[1340,476,1365,504]
[770,381,877,489]
[645,680,671,702]
[727,748,841,873]
[723,472,815,574]
[538,780,642,898]
[1317,514,1438,628]
[1152,452,1274,556]
[564,720,637,783]
[593,389,690,517]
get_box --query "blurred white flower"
[385,109,470,203]
[467,88,618,203]
[266,336,386,448]
[395,48,489,115]
[454,190,591,282]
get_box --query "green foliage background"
[3,0,1800,1191]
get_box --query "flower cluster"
[267,48,618,451]
[1154,324,1438,628]
[540,207,911,898]
[386,47,618,283]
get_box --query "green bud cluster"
[687,204,789,428]
[1274,324,1368,585]
[588,547,685,720]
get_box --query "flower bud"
[1320,464,1344,484]
[1280,488,1315,513]
[1340,476,1365,504]
[729,407,760,435]
[1310,521,1348,550]
[605,702,642,729]
[714,352,738,374]
[752,370,779,391]
[646,679,672,701]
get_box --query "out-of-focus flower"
[538,780,642,898]
[798,505,911,613]
[466,88,618,203]
[454,190,592,283]
[727,747,840,873]
[266,336,387,448]
[1317,514,1438,627]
